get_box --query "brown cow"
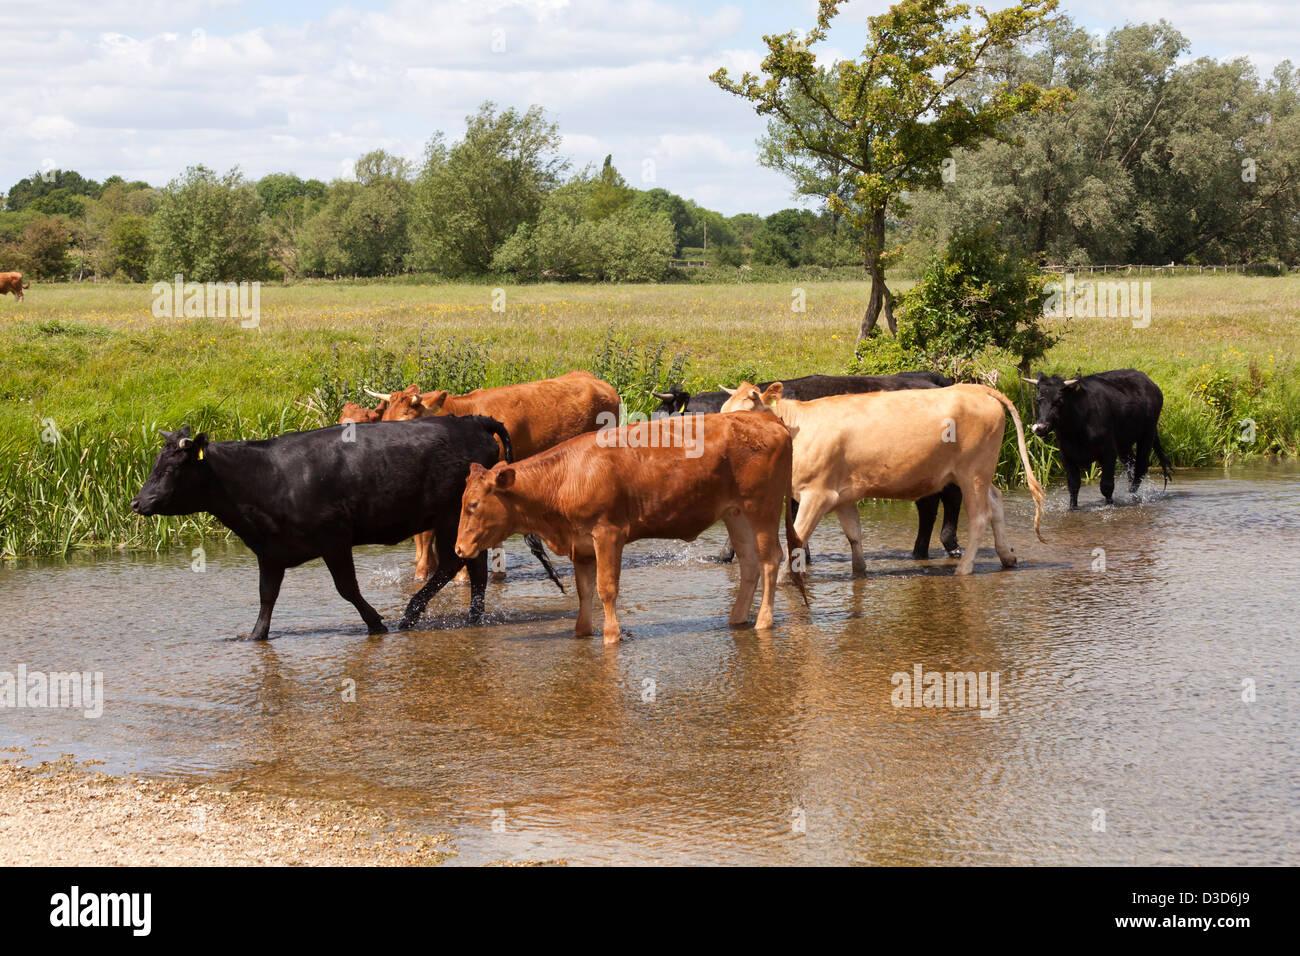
[366,371,621,581]
[0,272,30,301]
[453,412,803,644]
[720,382,1044,576]
[337,398,387,424]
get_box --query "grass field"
[2,275,1298,556]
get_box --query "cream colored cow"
[720,382,1044,576]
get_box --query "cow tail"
[1153,433,1174,487]
[481,415,565,595]
[785,491,809,605]
[22,280,30,290]
[985,387,1046,543]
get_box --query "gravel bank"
[0,754,453,866]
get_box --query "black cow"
[130,417,559,640]
[652,371,963,559]
[651,371,952,417]
[1027,369,1173,508]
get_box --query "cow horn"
[1021,375,1039,385]
[650,392,676,401]
[363,388,390,400]
[1063,378,1079,386]
[719,385,736,395]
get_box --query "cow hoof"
[367,622,388,634]
[911,549,929,560]
[1000,555,1018,569]
[602,633,622,646]
[946,548,964,559]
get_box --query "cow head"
[131,426,210,516]
[378,385,448,421]
[719,381,782,413]
[1026,373,1080,437]
[454,462,517,558]
[650,388,690,417]
[338,399,387,424]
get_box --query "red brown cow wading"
[454,412,805,644]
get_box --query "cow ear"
[194,434,209,460]
[494,466,516,490]
[426,390,448,411]
[468,462,488,478]
[762,382,784,402]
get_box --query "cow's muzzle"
[1031,423,1049,436]
[130,496,153,516]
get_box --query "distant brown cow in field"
[0,273,29,301]
[362,370,621,580]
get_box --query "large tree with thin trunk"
[712,0,1072,341]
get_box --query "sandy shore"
[0,754,454,866]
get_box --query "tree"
[898,224,1057,374]
[712,0,1071,341]
[19,217,73,279]
[492,177,675,281]
[408,103,568,276]
[300,176,411,277]
[149,166,269,281]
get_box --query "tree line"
[0,103,854,284]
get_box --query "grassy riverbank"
[2,276,1297,556]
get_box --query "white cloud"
[0,0,1294,215]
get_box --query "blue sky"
[1,1,1294,216]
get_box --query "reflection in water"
[1,464,1296,864]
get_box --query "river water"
[1,463,1296,865]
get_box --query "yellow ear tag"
[198,448,204,460]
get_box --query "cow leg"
[834,501,868,575]
[398,532,466,629]
[939,484,963,557]
[593,529,625,645]
[912,494,939,559]
[250,560,285,641]
[573,553,597,636]
[1099,455,1117,504]
[788,491,834,578]
[723,511,760,626]
[1130,434,1154,494]
[413,530,436,581]
[955,478,990,575]
[1065,459,1082,509]
[324,549,387,633]
[750,506,782,631]
[987,486,1017,568]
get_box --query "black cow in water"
[653,371,963,559]
[130,418,560,640]
[1027,369,1173,508]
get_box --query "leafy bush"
[590,325,689,417]
[847,329,928,375]
[898,226,1058,373]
